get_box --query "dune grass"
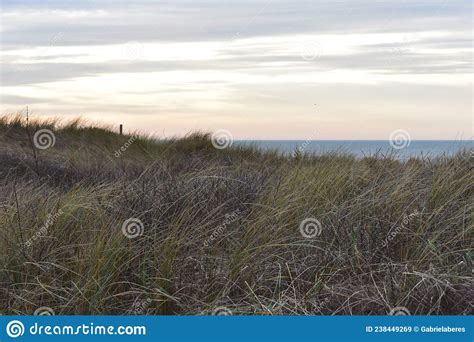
[0,114,472,315]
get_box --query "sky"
[0,0,472,139]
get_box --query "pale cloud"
[0,0,472,139]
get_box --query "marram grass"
[0,114,472,315]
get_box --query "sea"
[234,140,472,160]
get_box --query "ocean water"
[234,140,472,159]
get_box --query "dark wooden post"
[119,124,123,135]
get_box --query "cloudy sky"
[0,0,472,139]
